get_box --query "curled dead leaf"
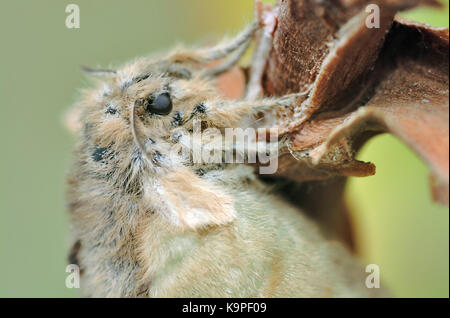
[260,0,448,206]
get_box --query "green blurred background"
[0,0,448,297]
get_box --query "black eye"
[145,93,172,116]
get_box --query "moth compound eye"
[145,93,172,116]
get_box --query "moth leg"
[203,2,275,79]
[203,90,312,128]
[199,21,258,61]
[200,35,252,78]
[166,21,258,65]
[245,4,279,100]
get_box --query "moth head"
[71,57,217,168]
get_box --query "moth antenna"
[130,100,153,164]
[81,65,117,75]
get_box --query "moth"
[65,9,383,297]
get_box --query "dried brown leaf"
[261,0,448,206]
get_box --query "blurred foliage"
[402,0,449,26]
[0,0,447,297]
